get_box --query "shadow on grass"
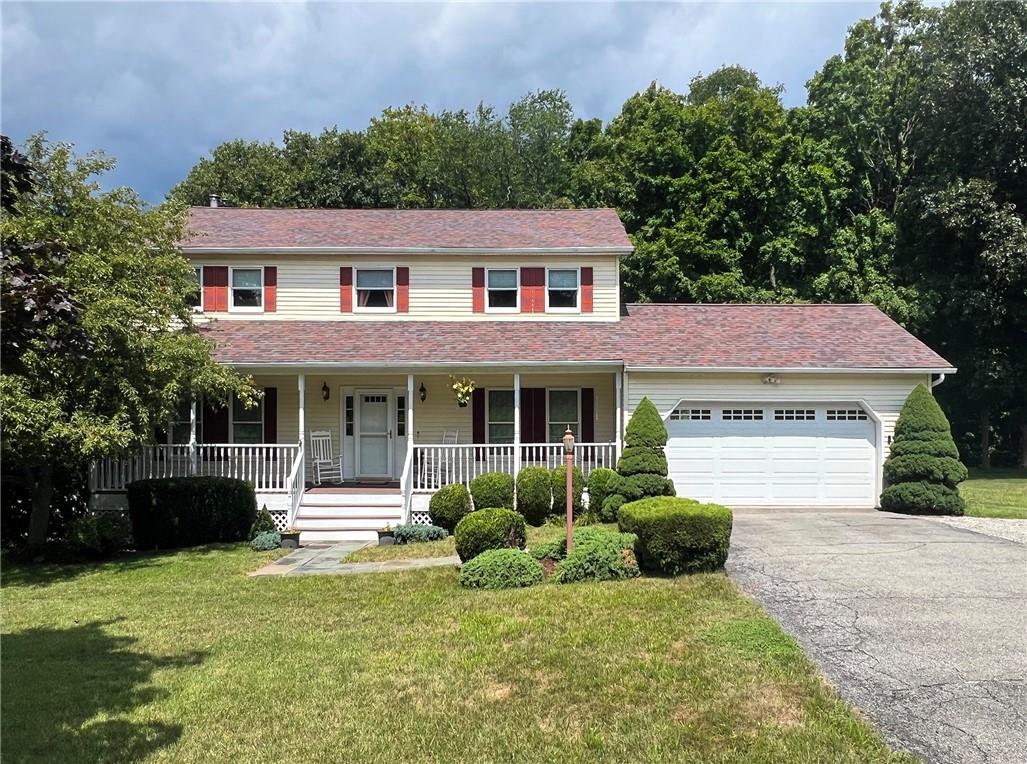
[1,543,246,589]
[1,619,205,763]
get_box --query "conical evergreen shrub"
[880,384,966,515]
[602,397,675,519]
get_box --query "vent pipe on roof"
[209,194,221,208]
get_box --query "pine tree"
[880,384,967,515]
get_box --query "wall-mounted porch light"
[321,381,330,401]
[419,382,427,403]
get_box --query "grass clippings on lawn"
[2,544,913,764]
[962,468,1027,519]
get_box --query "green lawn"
[2,545,911,764]
[343,521,568,563]
[961,468,1027,519]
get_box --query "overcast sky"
[2,1,879,203]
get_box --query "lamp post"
[563,427,575,554]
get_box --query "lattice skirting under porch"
[411,510,431,526]
[268,509,290,532]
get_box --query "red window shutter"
[263,387,278,444]
[263,267,277,312]
[396,267,410,313]
[339,267,353,313]
[203,266,228,312]
[472,267,485,313]
[202,399,228,444]
[472,388,486,444]
[581,267,593,313]
[581,388,595,442]
[521,267,544,313]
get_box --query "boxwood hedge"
[454,507,527,562]
[127,476,256,549]
[619,497,732,575]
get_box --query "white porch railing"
[89,443,302,494]
[412,442,616,493]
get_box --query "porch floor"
[304,482,401,494]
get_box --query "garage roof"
[200,303,954,372]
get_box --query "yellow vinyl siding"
[189,254,620,321]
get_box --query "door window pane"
[547,269,578,309]
[231,268,263,309]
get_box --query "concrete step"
[300,492,403,508]
[292,515,401,532]
[299,529,378,544]
[296,505,402,520]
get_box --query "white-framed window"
[355,268,396,311]
[486,268,519,311]
[547,389,580,442]
[545,268,580,312]
[487,389,514,444]
[229,266,263,312]
[188,266,203,312]
[774,408,816,421]
[230,394,264,443]
[670,407,711,421]
[722,408,764,421]
[826,408,868,421]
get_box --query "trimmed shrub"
[619,497,731,575]
[394,524,448,544]
[429,483,473,532]
[460,548,544,590]
[250,506,277,540]
[880,481,966,515]
[528,526,636,563]
[68,512,132,557]
[528,538,564,561]
[604,397,674,513]
[127,476,257,549]
[516,467,552,526]
[550,465,584,517]
[454,508,526,562]
[554,536,640,584]
[587,467,617,520]
[250,531,281,551]
[880,384,966,516]
[470,471,515,511]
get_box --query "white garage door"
[665,404,877,507]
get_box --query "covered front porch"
[90,366,623,530]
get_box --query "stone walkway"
[250,542,460,576]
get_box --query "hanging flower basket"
[449,376,476,408]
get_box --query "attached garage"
[664,403,877,507]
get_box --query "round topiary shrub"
[880,384,966,516]
[454,508,527,562]
[618,473,676,502]
[460,548,544,589]
[470,471,514,510]
[249,506,277,540]
[550,464,584,517]
[250,531,281,551]
[618,497,731,575]
[429,483,473,532]
[587,467,617,520]
[516,466,552,526]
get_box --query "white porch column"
[513,372,521,478]
[615,369,624,460]
[297,374,306,485]
[406,373,414,478]
[189,396,198,475]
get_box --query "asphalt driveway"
[727,508,1026,764]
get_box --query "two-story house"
[90,203,955,542]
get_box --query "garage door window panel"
[827,408,868,421]
[774,409,816,421]
[670,407,710,421]
[722,409,764,421]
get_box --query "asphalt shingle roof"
[182,207,633,251]
[200,304,953,371]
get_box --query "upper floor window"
[486,269,518,311]
[188,266,203,311]
[230,267,263,312]
[546,268,579,311]
[356,268,395,310]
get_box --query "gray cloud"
[2,1,877,202]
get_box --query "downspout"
[930,373,946,389]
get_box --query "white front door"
[356,390,393,479]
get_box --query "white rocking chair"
[309,430,343,485]
[420,431,459,490]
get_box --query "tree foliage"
[1,135,255,548]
